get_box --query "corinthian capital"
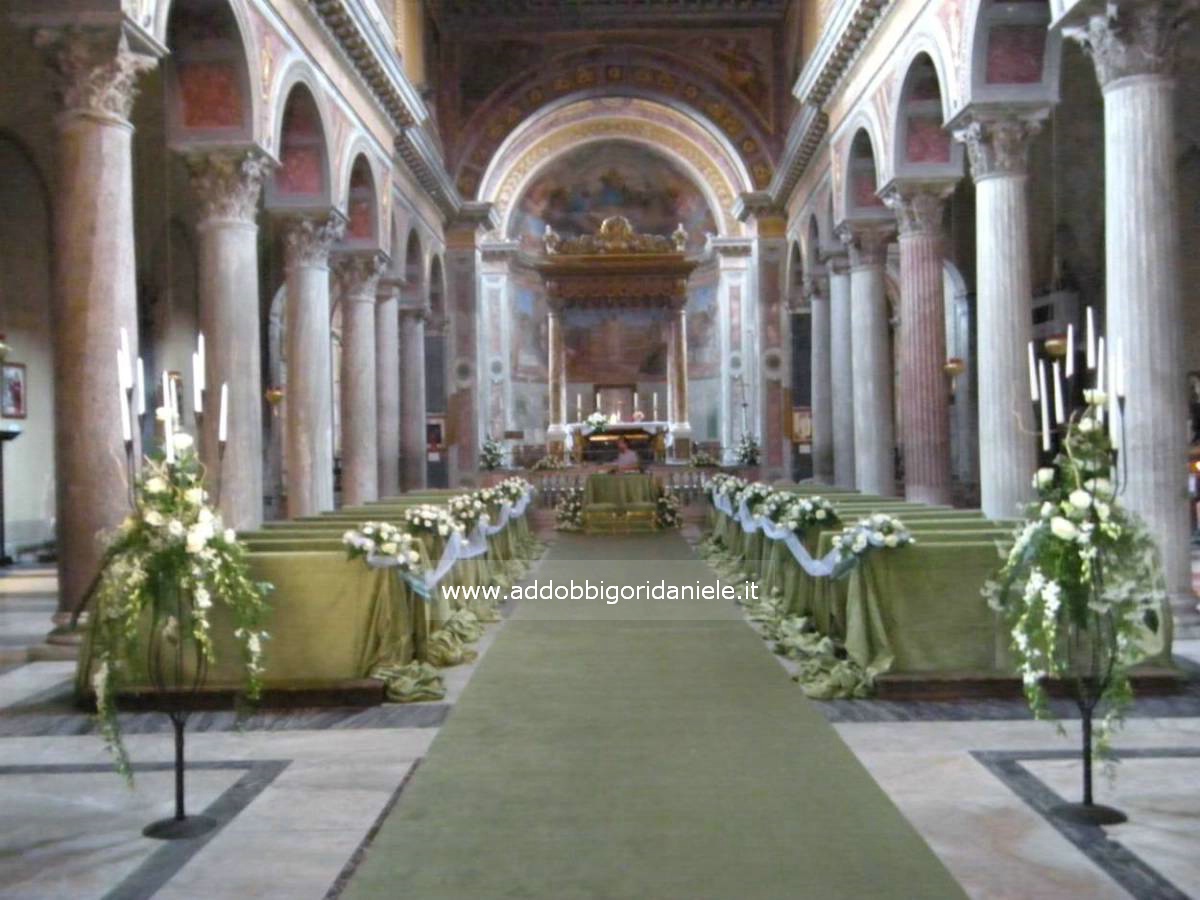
[187,150,274,225]
[1064,0,1196,86]
[281,213,346,268]
[952,110,1047,181]
[333,252,388,301]
[835,221,895,269]
[880,181,956,238]
[34,27,158,122]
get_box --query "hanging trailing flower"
[984,394,1164,757]
[480,436,504,471]
[87,435,272,780]
[555,487,584,531]
[656,488,682,529]
[734,433,760,466]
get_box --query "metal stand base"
[143,814,218,840]
[1051,802,1127,826]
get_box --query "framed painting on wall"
[1,363,26,419]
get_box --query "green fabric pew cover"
[584,473,659,506]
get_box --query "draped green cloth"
[584,473,658,506]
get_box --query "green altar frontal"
[582,473,659,533]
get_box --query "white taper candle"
[1065,323,1074,379]
[192,352,203,415]
[218,382,229,443]
[162,370,175,463]
[1086,306,1096,370]
[1038,360,1051,452]
[1027,342,1039,403]
[196,332,206,390]
[119,381,132,443]
[135,357,146,416]
[1052,360,1064,425]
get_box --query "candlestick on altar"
[576,393,581,422]
[652,392,658,420]
[1052,361,1064,425]
[135,357,146,417]
[1065,323,1075,379]
[162,371,175,464]
[633,393,639,412]
[1028,341,1039,403]
[218,383,229,445]
[196,333,206,390]
[1086,306,1096,370]
[1038,360,1051,452]
[119,380,132,444]
[192,353,203,416]
[594,391,600,412]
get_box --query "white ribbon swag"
[725,497,840,578]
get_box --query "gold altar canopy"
[535,216,700,459]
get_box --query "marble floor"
[0,555,1198,898]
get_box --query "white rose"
[884,534,899,548]
[186,528,208,554]
[406,550,419,565]
[184,487,205,506]
[1077,417,1097,433]
[816,510,827,520]
[144,477,168,495]
[223,528,236,543]
[172,432,194,451]
[1095,502,1111,522]
[1050,517,1078,541]
[168,519,185,538]
[1034,468,1055,489]
[194,587,212,609]
[1068,489,1093,511]
[381,542,398,556]
[145,510,165,527]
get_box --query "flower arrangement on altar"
[342,521,423,574]
[734,433,760,466]
[656,488,682,529]
[984,390,1164,766]
[831,513,914,576]
[403,505,464,538]
[555,487,585,531]
[480,436,504,471]
[778,496,838,535]
[583,410,609,433]
[88,432,272,779]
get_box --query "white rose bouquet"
[555,487,585,531]
[449,493,489,533]
[496,476,533,505]
[343,521,424,575]
[86,433,272,780]
[656,488,682,529]
[734,433,760,466]
[583,410,609,433]
[777,496,839,536]
[831,513,914,576]
[480,436,504,471]
[403,504,463,539]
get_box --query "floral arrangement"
[342,521,423,574]
[529,455,568,472]
[583,410,609,433]
[403,504,463,538]
[734,433,760,467]
[831,513,914,576]
[656,489,682,529]
[480,436,504,471]
[734,481,774,513]
[495,476,533,504]
[88,434,272,779]
[779,496,838,535]
[984,391,1164,757]
[706,473,746,502]
[690,450,719,468]
[756,491,796,523]
[555,487,585,531]
[448,493,489,533]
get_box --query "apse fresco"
[563,306,670,384]
[509,141,717,252]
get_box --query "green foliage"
[480,436,504,471]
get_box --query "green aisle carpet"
[343,532,965,899]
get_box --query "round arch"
[960,0,1062,109]
[343,152,382,248]
[891,47,964,181]
[840,126,887,223]
[266,66,336,209]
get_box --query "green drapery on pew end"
[371,660,447,703]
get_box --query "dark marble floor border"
[973,748,1200,900]
[0,759,289,900]
[323,756,423,899]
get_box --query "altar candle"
[196,332,206,390]
[1086,306,1096,370]
[135,357,146,416]
[192,352,203,415]
[119,380,132,443]
[1052,360,1064,425]
[1027,341,1039,403]
[1113,337,1126,399]
[576,393,581,421]
[595,391,600,411]
[653,392,658,419]
[218,383,229,444]
[1038,361,1051,452]
[1065,323,1075,379]
[1097,336,1106,393]
[633,393,639,411]
[162,371,175,463]
[118,328,132,390]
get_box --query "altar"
[566,421,671,464]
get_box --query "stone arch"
[428,255,446,327]
[266,68,336,209]
[403,229,426,312]
[891,49,965,180]
[787,241,804,306]
[962,0,1062,107]
[342,152,381,249]
[841,127,887,221]
[804,213,824,286]
[452,46,776,197]
[162,0,258,145]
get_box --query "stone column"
[334,253,386,506]
[838,223,896,497]
[186,150,271,529]
[808,278,836,484]
[376,278,402,498]
[953,111,1044,519]
[399,301,428,490]
[546,303,567,456]
[1066,0,1196,625]
[825,251,856,488]
[281,214,345,517]
[669,301,692,459]
[38,29,156,617]
[883,182,956,506]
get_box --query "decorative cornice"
[281,212,347,268]
[395,124,464,221]
[767,104,829,208]
[34,26,158,121]
[792,0,897,108]
[709,236,755,258]
[949,107,1049,181]
[878,179,956,238]
[186,148,274,225]
[451,201,501,233]
[1059,0,1197,87]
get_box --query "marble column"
[669,301,692,459]
[281,214,344,517]
[187,150,271,529]
[838,223,896,497]
[546,304,567,455]
[399,302,428,490]
[38,29,156,617]
[375,278,402,498]
[809,279,836,484]
[883,182,955,506]
[953,111,1044,519]
[334,253,386,506]
[825,251,856,489]
[1067,0,1196,624]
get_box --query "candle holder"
[1043,334,1069,359]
